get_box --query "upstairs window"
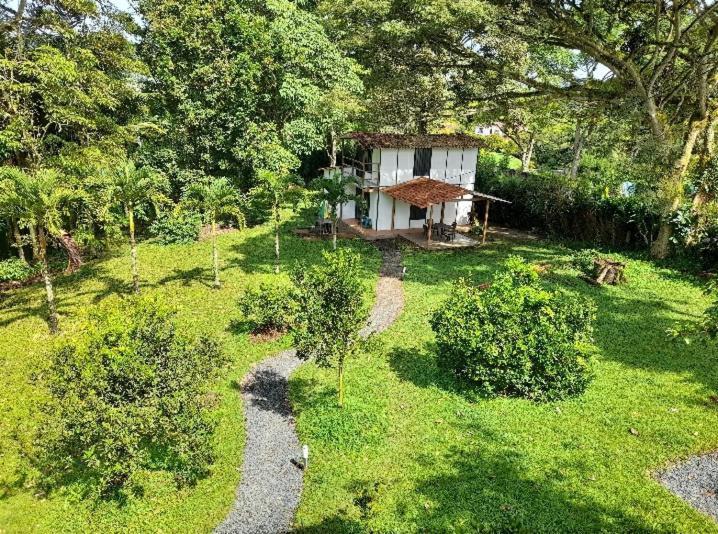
[413,148,432,177]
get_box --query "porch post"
[391,197,396,231]
[440,202,445,224]
[427,204,434,244]
[482,199,491,245]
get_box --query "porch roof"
[383,177,475,209]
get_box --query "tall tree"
[0,168,77,333]
[253,170,302,274]
[472,0,718,257]
[109,161,169,293]
[138,0,362,189]
[183,178,244,288]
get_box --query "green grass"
[482,151,523,171]
[0,220,380,533]
[290,242,718,532]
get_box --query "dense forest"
[1,0,716,266]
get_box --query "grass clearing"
[291,241,718,532]
[0,221,380,533]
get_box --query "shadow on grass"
[410,441,654,532]
[155,266,213,288]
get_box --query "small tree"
[255,170,302,273]
[35,296,226,496]
[312,171,361,251]
[0,168,76,333]
[183,178,244,288]
[293,249,367,407]
[109,161,169,293]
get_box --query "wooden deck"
[340,219,480,250]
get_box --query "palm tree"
[313,171,361,251]
[256,170,301,273]
[0,168,76,333]
[109,161,168,294]
[183,178,244,288]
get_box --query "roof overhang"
[383,178,476,208]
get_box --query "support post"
[440,202,445,224]
[427,205,434,244]
[391,197,396,231]
[482,199,491,245]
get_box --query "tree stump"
[57,231,83,273]
[592,258,626,285]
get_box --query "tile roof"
[342,132,484,149]
[383,178,476,208]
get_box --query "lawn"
[0,220,380,533]
[290,242,718,532]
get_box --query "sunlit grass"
[291,241,718,532]
[0,220,379,533]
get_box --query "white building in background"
[474,124,504,136]
[324,133,482,232]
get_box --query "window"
[410,204,427,220]
[413,148,432,177]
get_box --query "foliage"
[108,161,170,221]
[35,296,227,496]
[0,257,37,282]
[669,280,718,344]
[481,169,662,248]
[292,249,368,405]
[183,178,244,228]
[138,0,362,188]
[0,0,146,168]
[238,282,297,334]
[572,248,601,277]
[430,256,596,401]
[150,210,202,245]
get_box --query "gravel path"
[658,451,718,522]
[217,241,404,534]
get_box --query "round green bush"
[430,256,596,401]
[35,296,227,496]
[238,282,297,333]
[149,211,202,245]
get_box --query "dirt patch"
[249,328,286,343]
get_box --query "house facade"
[326,133,482,232]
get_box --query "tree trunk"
[37,227,59,334]
[521,135,535,173]
[14,0,27,59]
[29,224,38,259]
[337,361,345,408]
[58,231,82,273]
[212,220,220,288]
[128,207,140,294]
[332,216,338,251]
[274,201,280,274]
[651,121,705,258]
[10,219,25,262]
[328,129,337,167]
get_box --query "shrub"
[572,248,601,277]
[149,210,202,245]
[670,279,718,343]
[0,257,37,282]
[292,249,368,407]
[430,256,596,401]
[35,296,226,496]
[237,282,297,333]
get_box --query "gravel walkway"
[658,451,718,522]
[217,242,404,534]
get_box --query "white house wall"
[396,149,414,184]
[430,148,448,179]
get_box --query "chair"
[444,222,457,242]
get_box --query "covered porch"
[339,218,480,250]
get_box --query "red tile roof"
[383,178,476,208]
[342,132,484,149]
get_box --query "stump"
[591,258,626,285]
